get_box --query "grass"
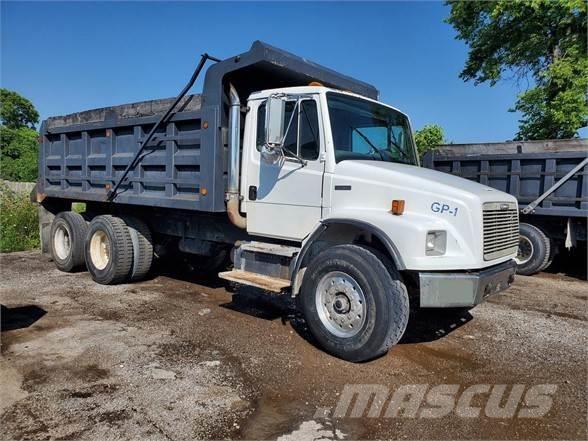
[0,185,39,252]
[72,202,86,214]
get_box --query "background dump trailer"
[423,139,588,275]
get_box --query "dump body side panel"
[38,96,210,211]
[423,145,588,218]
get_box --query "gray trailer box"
[422,139,587,218]
[38,41,378,212]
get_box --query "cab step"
[238,241,300,257]
[218,270,291,293]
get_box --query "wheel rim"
[315,271,366,338]
[515,236,534,265]
[53,225,71,260]
[90,230,110,270]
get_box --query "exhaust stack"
[226,84,246,229]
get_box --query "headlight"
[426,230,446,256]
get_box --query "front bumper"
[418,260,516,308]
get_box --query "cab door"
[245,96,324,240]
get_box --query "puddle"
[239,395,309,440]
[277,419,347,441]
[239,393,362,440]
[395,343,481,371]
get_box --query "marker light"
[391,200,405,215]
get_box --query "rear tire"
[537,238,556,273]
[299,245,409,362]
[85,215,133,285]
[50,211,88,272]
[515,223,551,276]
[121,216,153,281]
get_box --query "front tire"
[85,215,133,285]
[50,211,88,272]
[515,223,551,276]
[299,245,409,362]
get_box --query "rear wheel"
[515,223,551,276]
[85,215,133,285]
[121,216,153,281]
[50,211,88,272]
[537,238,556,273]
[299,245,409,362]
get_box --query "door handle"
[248,186,257,201]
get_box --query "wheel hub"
[53,225,71,260]
[515,236,534,265]
[90,230,110,270]
[315,271,367,338]
[333,294,351,314]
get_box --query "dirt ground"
[1,251,586,441]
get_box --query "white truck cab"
[220,85,518,361]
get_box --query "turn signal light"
[391,199,405,215]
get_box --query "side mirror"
[265,95,286,148]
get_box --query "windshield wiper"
[352,127,385,161]
[389,131,414,163]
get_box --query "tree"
[1,88,39,129]
[446,0,587,140]
[414,124,445,156]
[0,89,40,181]
[0,126,39,181]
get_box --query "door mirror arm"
[262,93,313,166]
[281,147,308,167]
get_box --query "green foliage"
[0,185,39,252]
[0,88,39,129]
[0,126,38,181]
[512,53,588,139]
[446,0,587,140]
[414,124,445,155]
[0,89,40,182]
[72,202,86,214]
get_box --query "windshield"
[326,92,417,165]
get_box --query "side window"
[256,102,266,152]
[255,98,320,160]
[299,100,319,160]
[282,101,298,158]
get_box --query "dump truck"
[423,140,587,276]
[35,41,518,361]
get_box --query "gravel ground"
[0,251,586,441]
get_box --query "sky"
[1,1,539,143]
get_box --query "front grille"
[483,202,519,261]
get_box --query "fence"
[1,180,35,195]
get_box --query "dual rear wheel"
[515,223,553,276]
[50,212,153,285]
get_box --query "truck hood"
[328,160,518,271]
[335,160,509,203]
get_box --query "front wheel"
[299,245,409,362]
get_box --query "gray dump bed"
[38,41,378,212]
[423,139,588,217]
